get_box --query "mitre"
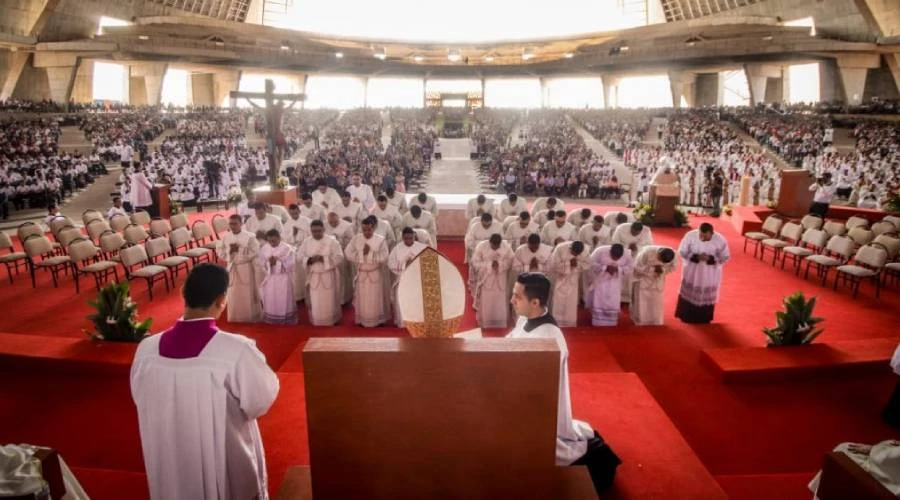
[397,247,466,338]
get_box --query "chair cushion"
[132,265,167,278]
[762,239,789,248]
[0,252,26,262]
[183,248,212,258]
[806,255,841,266]
[783,247,814,257]
[202,241,218,250]
[37,256,71,267]
[884,262,900,271]
[836,265,877,278]
[744,232,767,240]
[82,261,118,273]
[159,256,190,267]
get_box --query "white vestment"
[541,221,577,246]
[325,220,355,304]
[590,246,634,326]
[567,211,593,228]
[345,233,391,327]
[472,240,514,328]
[298,202,326,222]
[579,224,612,299]
[466,198,496,220]
[612,223,654,303]
[604,211,634,231]
[258,242,297,324]
[131,330,279,500]
[374,219,396,250]
[401,211,437,248]
[333,201,366,228]
[677,230,730,307]
[499,197,528,218]
[630,246,676,326]
[549,242,590,327]
[372,205,403,234]
[245,214,284,241]
[512,243,553,275]
[464,221,504,263]
[346,183,376,211]
[388,241,427,326]
[505,221,540,249]
[531,197,566,217]
[283,215,311,302]
[409,195,439,217]
[296,235,344,326]
[385,192,408,213]
[312,187,341,211]
[216,231,261,323]
[809,440,900,497]
[507,316,593,465]
[130,172,153,208]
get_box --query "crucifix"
[230,79,306,189]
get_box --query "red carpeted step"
[715,472,815,500]
[68,467,149,500]
[570,372,727,499]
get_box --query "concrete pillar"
[836,54,880,106]
[765,77,783,103]
[743,64,782,106]
[782,65,791,102]
[716,74,726,106]
[191,73,215,107]
[601,76,619,108]
[129,62,168,106]
[362,76,369,108]
[883,54,900,98]
[0,51,29,101]
[539,77,547,108]
[212,69,241,107]
[46,63,78,104]
[129,76,148,106]
[667,71,696,108]
[70,58,93,103]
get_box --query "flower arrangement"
[886,189,900,213]
[275,176,290,190]
[766,200,777,209]
[225,186,244,204]
[633,203,654,225]
[723,204,733,216]
[84,282,152,342]
[763,292,824,347]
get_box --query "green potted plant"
[84,281,152,342]
[763,292,824,347]
[673,207,688,227]
[885,189,900,213]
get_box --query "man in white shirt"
[372,194,403,236]
[245,203,284,242]
[507,272,620,494]
[541,210,577,247]
[131,264,279,500]
[401,205,437,248]
[809,172,837,218]
[216,215,262,323]
[107,197,128,219]
[504,211,539,249]
[409,191,439,218]
[312,182,341,211]
[346,174,375,212]
[466,194,495,220]
[499,192,527,219]
[344,216,391,327]
[298,192,326,222]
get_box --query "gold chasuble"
[397,247,467,337]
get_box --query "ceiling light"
[522,48,535,61]
[374,47,386,60]
[413,54,424,62]
[448,49,462,62]
[619,45,629,51]
[335,51,343,58]
[215,41,225,47]
[483,54,495,62]
[280,44,290,51]
[564,52,574,59]
[138,35,149,40]
[762,35,773,41]
[685,36,702,46]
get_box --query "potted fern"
[85,281,152,342]
[763,292,824,347]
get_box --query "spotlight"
[215,40,225,47]
[448,49,462,62]
[413,54,424,62]
[564,52,574,59]
[522,48,534,61]
[280,44,290,51]
[374,47,386,60]
[335,51,343,58]
[138,35,150,40]
[762,35,773,41]
[619,45,629,51]
[483,54,495,62]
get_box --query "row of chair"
[744,214,899,298]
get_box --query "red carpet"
[1,210,899,498]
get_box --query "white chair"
[57,226,85,251]
[170,212,189,230]
[145,236,190,282]
[191,220,219,256]
[0,231,27,284]
[81,209,105,226]
[799,214,824,231]
[86,219,112,243]
[48,216,75,237]
[883,215,900,229]
[834,244,888,298]
[870,221,895,236]
[822,220,847,238]
[873,234,900,261]
[120,244,170,300]
[23,235,71,288]
[131,210,152,227]
[804,235,855,286]
[782,228,828,275]
[743,216,784,258]
[109,213,130,232]
[68,237,118,293]
[847,226,874,248]
[844,216,869,231]
[149,218,172,237]
[123,224,150,245]
[170,227,214,265]
[99,230,126,262]
[211,214,229,238]
[760,222,802,265]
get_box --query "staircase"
[722,121,795,171]
[566,115,633,203]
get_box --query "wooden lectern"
[150,184,170,219]
[777,170,815,218]
[253,185,298,208]
[651,184,680,226]
[302,338,597,499]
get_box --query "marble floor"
[424,138,483,194]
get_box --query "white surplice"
[325,220,355,304]
[472,240,514,328]
[298,202,326,222]
[579,224,612,299]
[504,220,540,249]
[374,219,396,250]
[371,205,403,234]
[333,200,366,229]
[507,315,593,465]
[677,229,730,307]
[465,198,496,220]
[245,213,284,241]
[130,330,279,500]
[409,195,439,218]
[499,197,528,218]
[283,215,310,302]
[385,192,408,213]
[531,197,566,217]
[216,230,261,323]
[549,242,590,327]
[346,183,376,211]
[312,187,341,211]
[612,223,654,303]
[464,221,504,263]
[401,210,437,248]
[590,245,634,327]
[541,221,577,247]
[630,245,677,326]
[258,242,297,324]
[296,235,344,326]
[345,233,391,327]
[388,240,427,326]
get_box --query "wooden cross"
[230,79,306,189]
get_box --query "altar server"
[296,220,344,326]
[675,223,730,324]
[630,246,677,326]
[216,215,261,323]
[590,244,633,327]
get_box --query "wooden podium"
[777,170,815,218]
[651,184,679,226]
[302,338,598,499]
[150,184,170,219]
